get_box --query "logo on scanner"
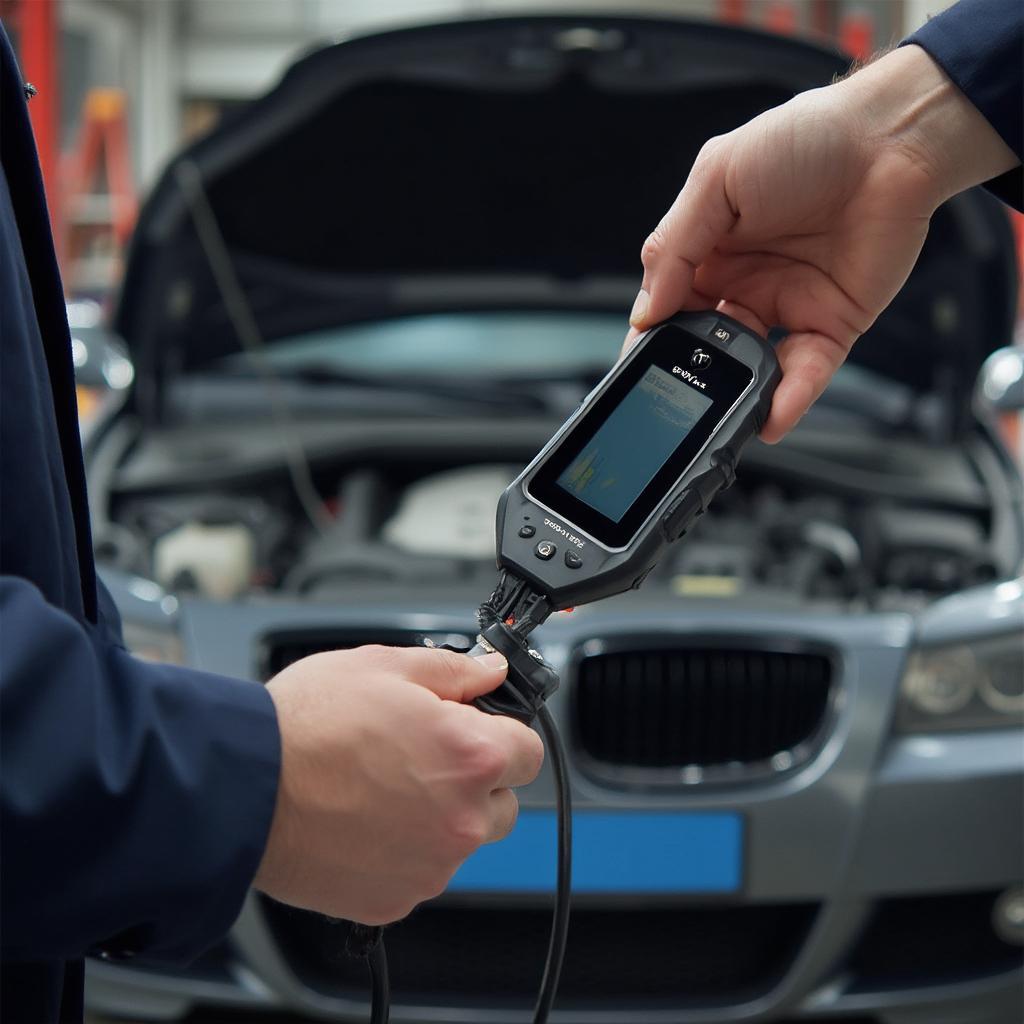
[671,364,708,389]
[691,348,713,368]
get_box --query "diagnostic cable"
[172,160,780,1024]
[348,310,780,1023]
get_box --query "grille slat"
[260,898,818,1007]
[574,645,833,778]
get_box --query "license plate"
[448,810,743,894]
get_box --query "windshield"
[217,312,628,380]
[209,309,912,425]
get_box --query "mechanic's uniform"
[1,2,1021,1021]
[0,26,279,1022]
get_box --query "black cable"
[173,159,333,535]
[532,703,572,1024]
[471,577,571,1024]
[346,923,389,1024]
[367,938,390,1024]
[348,573,568,1024]
[178,142,566,1024]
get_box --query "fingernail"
[629,289,649,327]
[474,652,508,670]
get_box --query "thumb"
[386,646,509,703]
[630,137,737,332]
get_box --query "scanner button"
[564,551,583,569]
[711,320,734,344]
[519,524,536,538]
[535,541,557,561]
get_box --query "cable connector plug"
[345,922,383,959]
[470,621,559,725]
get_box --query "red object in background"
[61,87,138,296]
[718,0,747,25]
[64,89,138,247]
[808,0,834,39]
[838,11,875,61]
[764,2,798,36]
[13,0,60,238]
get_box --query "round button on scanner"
[564,551,583,570]
[519,524,536,538]
[534,540,557,560]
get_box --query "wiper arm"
[220,363,551,412]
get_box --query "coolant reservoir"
[154,521,255,600]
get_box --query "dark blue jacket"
[0,26,280,1023]
[904,0,1023,210]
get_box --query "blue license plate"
[448,810,743,894]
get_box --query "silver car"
[84,13,1023,1024]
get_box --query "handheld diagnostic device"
[468,310,780,729]
[495,310,781,613]
[351,312,779,1024]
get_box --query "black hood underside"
[116,15,1017,430]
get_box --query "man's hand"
[254,645,543,925]
[625,44,1019,443]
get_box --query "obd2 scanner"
[352,312,780,1024]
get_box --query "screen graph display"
[556,365,713,523]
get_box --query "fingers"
[445,700,545,790]
[484,713,545,789]
[715,299,769,339]
[369,645,508,703]
[630,137,738,333]
[483,788,520,845]
[761,330,851,443]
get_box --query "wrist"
[841,44,1018,208]
[253,684,298,896]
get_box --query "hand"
[254,645,543,925]
[625,45,1019,443]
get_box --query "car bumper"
[86,593,1023,1023]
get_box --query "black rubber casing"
[495,311,781,610]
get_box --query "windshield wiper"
[216,363,552,412]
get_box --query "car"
[82,13,1023,1024]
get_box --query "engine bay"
[94,420,1009,614]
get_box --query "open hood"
[116,14,1017,432]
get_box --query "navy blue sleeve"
[0,576,281,964]
[902,0,1023,210]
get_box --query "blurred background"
[3,4,1022,1024]
[0,0,1015,288]
[4,0,1023,449]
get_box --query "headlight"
[121,620,184,665]
[897,633,1024,733]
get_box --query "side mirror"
[67,300,134,430]
[67,300,134,391]
[978,346,1024,412]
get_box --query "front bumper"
[86,593,1024,1023]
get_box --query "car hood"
[116,14,1017,433]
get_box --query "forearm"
[0,577,280,963]
[839,44,1019,210]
